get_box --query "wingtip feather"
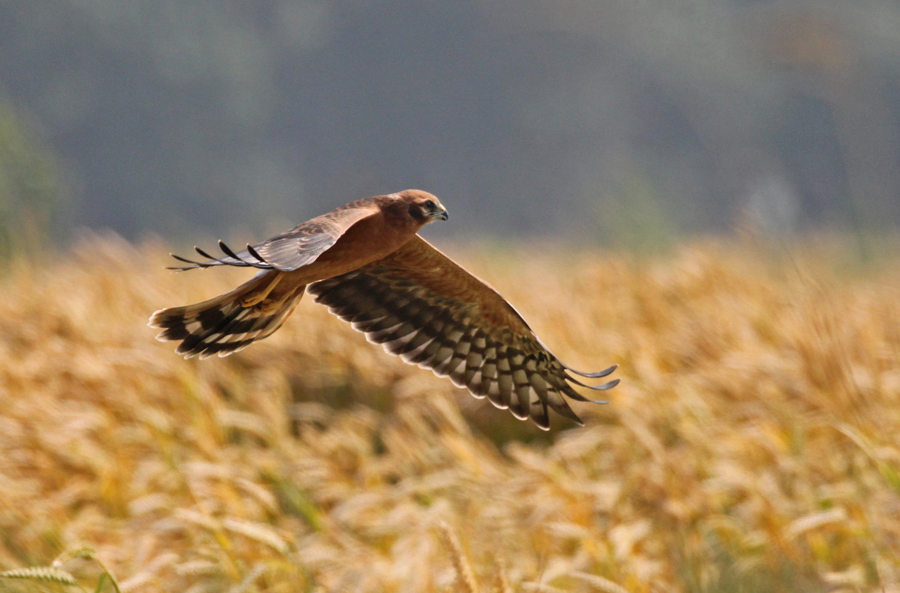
[562,363,618,378]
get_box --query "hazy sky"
[3,0,900,243]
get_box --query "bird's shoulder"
[283,197,383,239]
[371,235,534,339]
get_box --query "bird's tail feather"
[149,272,306,358]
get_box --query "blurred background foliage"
[0,99,62,260]
[2,0,900,246]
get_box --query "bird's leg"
[239,273,284,308]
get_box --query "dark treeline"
[2,1,900,246]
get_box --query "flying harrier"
[149,190,618,429]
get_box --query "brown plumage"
[149,189,619,429]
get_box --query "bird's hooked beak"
[436,206,449,221]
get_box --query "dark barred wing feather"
[307,237,618,430]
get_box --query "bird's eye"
[424,200,436,212]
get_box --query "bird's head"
[395,189,449,225]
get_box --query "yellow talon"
[239,273,283,307]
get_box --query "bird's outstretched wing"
[169,201,380,272]
[308,236,618,430]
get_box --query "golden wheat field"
[1,233,900,593]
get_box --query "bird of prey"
[149,190,618,429]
